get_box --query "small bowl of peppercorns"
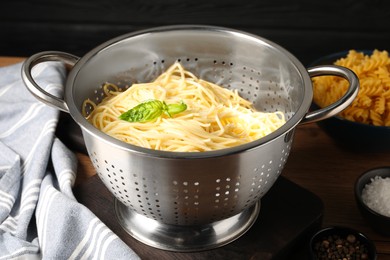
[309,226,377,260]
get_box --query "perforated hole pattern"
[85,58,294,225]
[89,144,292,225]
[83,58,293,121]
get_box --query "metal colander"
[22,25,359,252]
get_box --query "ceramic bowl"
[309,50,390,150]
[355,167,390,236]
[309,226,377,260]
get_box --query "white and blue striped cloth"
[0,61,140,259]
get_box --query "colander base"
[114,200,260,252]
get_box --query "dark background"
[1,0,389,66]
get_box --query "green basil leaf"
[119,100,164,122]
[119,99,187,123]
[165,101,187,117]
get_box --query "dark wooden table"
[2,57,390,259]
[281,123,390,259]
[74,119,390,259]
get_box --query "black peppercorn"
[313,233,370,260]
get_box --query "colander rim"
[66,24,312,159]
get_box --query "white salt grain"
[361,176,390,217]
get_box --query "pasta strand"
[83,62,286,152]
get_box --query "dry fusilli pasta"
[313,50,390,126]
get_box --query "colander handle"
[300,65,359,124]
[21,51,80,113]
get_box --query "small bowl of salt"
[355,167,390,236]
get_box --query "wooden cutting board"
[74,175,323,259]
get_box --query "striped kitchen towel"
[0,61,140,259]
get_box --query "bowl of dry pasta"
[310,49,390,150]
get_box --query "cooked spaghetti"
[83,62,286,152]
